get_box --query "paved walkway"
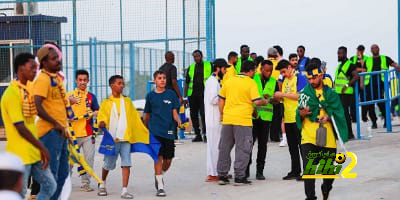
[1,119,399,200]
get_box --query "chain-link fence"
[0,0,216,101]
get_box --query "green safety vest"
[235,56,253,74]
[253,73,275,121]
[351,55,368,65]
[187,61,212,96]
[334,60,353,94]
[364,55,388,85]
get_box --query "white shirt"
[0,190,22,200]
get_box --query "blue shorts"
[103,142,131,170]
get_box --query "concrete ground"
[1,119,399,200]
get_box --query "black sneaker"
[233,177,252,186]
[321,184,332,200]
[192,136,203,142]
[218,176,230,185]
[283,173,300,180]
[256,171,265,180]
[203,135,207,143]
[371,121,378,129]
[296,175,304,181]
[156,189,166,197]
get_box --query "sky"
[215,0,398,75]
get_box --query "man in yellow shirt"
[274,59,308,181]
[222,51,238,85]
[33,46,69,200]
[217,60,269,186]
[67,69,99,192]
[1,52,56,199]
[297,57,348,200]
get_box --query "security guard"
[184,50,212,142]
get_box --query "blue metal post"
[89,38,93,92]
[205,0,211,60]
[182,0,186,68]
[120,0,124,76]
[165,0,169,51]
[73,0,78,88]
[384,71,392,132]
[104,43,108,99]
[129,43,135,100]
[398,0,400,63]
[212,0,216,59]
[197,0,200,50]
[64,37,69,86]
[150,49,153,76]
[93,37,98,96]
[355,79,361,138]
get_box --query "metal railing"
[354,68,400,138]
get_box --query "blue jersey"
[144,89,180,139]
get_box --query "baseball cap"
[0,152,24,173]
[37,46,54,62]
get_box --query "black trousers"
[284,123,302,175]
[338,94,355,139]
[301,143,336,200]
[188,95,206,137]
[270,103,283,141]
[247,119,270,173]
[364,82,386,122]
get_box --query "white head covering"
[0,152,24,173]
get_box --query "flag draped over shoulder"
[97,96,160,162]
[296,84,349,143]
[99,128,161,162]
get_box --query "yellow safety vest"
[364,55,388,85]
[187,61,212,96]
[334,60,353,94]
[253,73,275,121]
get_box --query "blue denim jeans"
[23,161,56,200]
[40,129,69,200]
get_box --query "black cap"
[357,45,365,51]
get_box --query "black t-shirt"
[159,63,177,91]
[371,56,394,71]
[185,62,205,96]
[351,55,366,69]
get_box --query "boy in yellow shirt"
[274,59,308,180]
[97,75,136,199]
[1,52,56,199]
[67,69,99,192]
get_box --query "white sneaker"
[279,136,287,147]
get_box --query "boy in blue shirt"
[144,70,181,197]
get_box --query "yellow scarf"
[12,79,37,117]
[71,88,93,120]
[41,70,69,107]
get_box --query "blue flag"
[99,127,161,162]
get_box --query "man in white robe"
[204,58,228,182]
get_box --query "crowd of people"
[0,42,399,200]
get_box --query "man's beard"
[218,71,224,80]
[312,81,322,88]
